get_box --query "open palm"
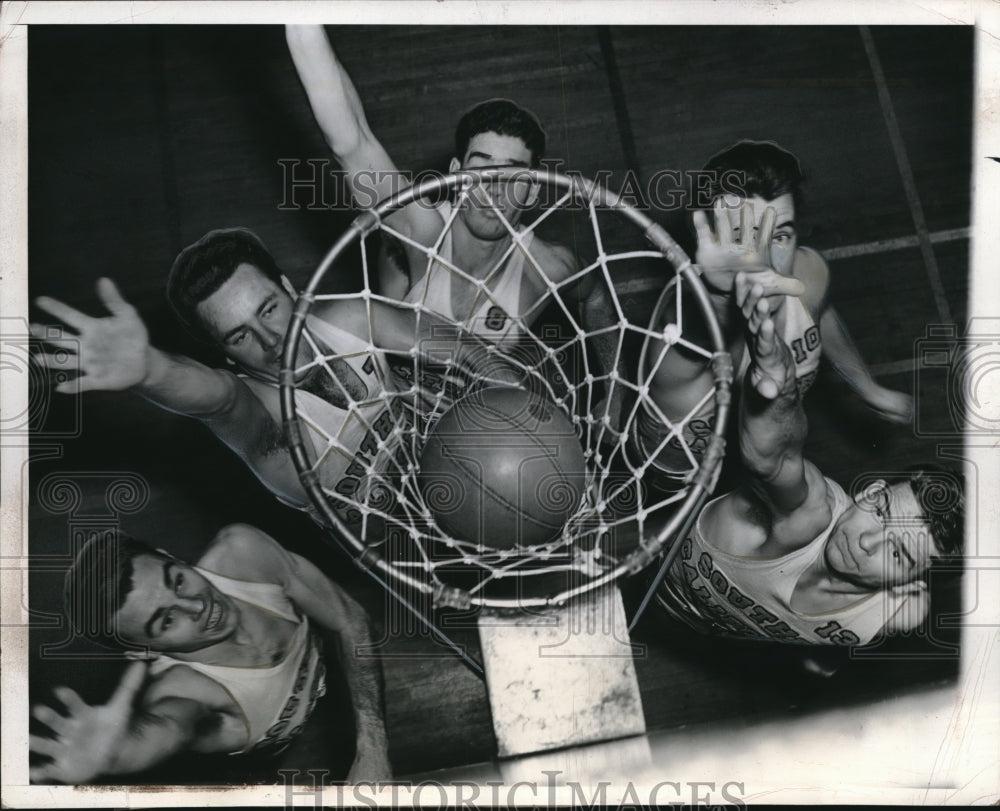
[30,662,147,784]
[695,198,778,293]
[32,278,151,393]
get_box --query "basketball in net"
[418,385,587,551]
[279,167,731,610]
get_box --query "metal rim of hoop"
[279,167,731,610]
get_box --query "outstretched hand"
[735,272,793,400]
[30,662,148,784]
[32,279,152,393]
[694,198,804,301]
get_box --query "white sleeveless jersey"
[248,315,408,527]
[402,201,535,342]
[147,568,326,754]
[285,315,409,527]
[657,478,916,646]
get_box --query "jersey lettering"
[484,305,508,331]
[790,325,820,364]
[726,586,754,610]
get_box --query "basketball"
[419,387,587,549]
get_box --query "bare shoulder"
[238,375,282,416]
[768,461,835,553]
[143,662,237,714]
[530,235,577,280]
[390,199,448,253]
[791,246,830,316]
[198,523,286,583]
[700,491,769,556]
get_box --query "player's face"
[452,131,537,239]
[196,263,307,379]
[825,481,935,589]
[721,192,798,277]
[114,554,241,652]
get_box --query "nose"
[262,325,281,348]
[176,594,204,616]
[857,527,881,556]
[258,326,283,357]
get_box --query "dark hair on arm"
[454,99,546,168]
[166,227,284,342]
[63,532,165,650]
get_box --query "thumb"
[95,278,136,318]
[108,661,148,709]
[749,270,805,300]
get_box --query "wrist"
[137,347,170,391]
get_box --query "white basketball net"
[280,168,730,609]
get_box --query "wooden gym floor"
[25,24,970,779]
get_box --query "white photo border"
[1,1,997,806]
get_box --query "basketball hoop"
[279,168,731,612]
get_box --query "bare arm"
[645,202,804,423]
[33,279,281,463]
[29,663,213,783]
[286,25,441,251]
[819,305,912,423]
[285,25,394,196]
[207,526,391,781]
[734,273,810,515]
[323,298,525,389]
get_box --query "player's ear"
[891,578,928,596]
[449,157,461,173]
[859,478,888,502]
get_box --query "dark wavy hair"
[454,98,546,167]
[702,140,805,212]
[63,532,167,650]
[167,227,284,342]
[902,464,965,560]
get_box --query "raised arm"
[321,298,526,390]
[30,663,212,783]
[286,25,394,194]
[734,272,809,514]
[205,525,392,782]
[33,279,285,470]
[645,201,804,422]
[286,25,441,247]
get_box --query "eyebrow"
[221,294,277,343]
[898,541,917,568]
[775,221,796,232]
[466,151,529,168]
[143,561,173,639]
[884,493,918,568]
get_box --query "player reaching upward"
[642,251,962,645]
[31,228,518,527]
[30,523,390,783]
[636,141,913,486]
[285,25,625,428]
[700,140,912,419]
